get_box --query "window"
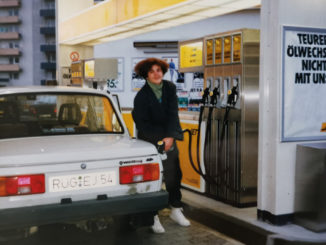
[12,25,19,32]
[8,9,19,16]
[46,53,56,62]
[9,57,19,64]
[0,25,19,33]
[9,42,19,48]
[45,2,55,8]
[9,73,19,80]
[45,37,55,44]
[0,26,9,32]
[0,93,123,139]
[43,19,55,27]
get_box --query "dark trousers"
[162,145,183,208]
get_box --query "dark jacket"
[132,80,183,145]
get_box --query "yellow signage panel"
[180,41,203,69]
[84,60,95,78]
[177,121,204,192]
[71,62,83,78]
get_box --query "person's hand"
[163,137,174,151]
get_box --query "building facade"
[0,0,56,87]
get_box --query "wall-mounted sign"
[70,51,80,62]
[282,26,326,141]
[162,57,184,90]
[180,41,203,69]
[106,58,124,92]
[84,60,95,78]
[71,62,83,78]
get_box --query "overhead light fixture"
[167,4,202,15]
[191,0,235,7]
[143,13,178,22]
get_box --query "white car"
[0,86,168,233]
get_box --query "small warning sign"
[321,122,326,132]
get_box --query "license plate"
[49,171,116,193]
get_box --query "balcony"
[41,62,56,70]
[0,16,20,24]
[40,9,55,18]
[0,32,20,40]
[0,64,20,72]
[0,48,20,56]
[40,44,55,52]
[40,26,55,35]
[0,0,20,8]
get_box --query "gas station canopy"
[59,0,261,46]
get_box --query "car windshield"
[0,92,123,139]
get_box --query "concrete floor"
[1,207,243,245]
[181,189,326,245]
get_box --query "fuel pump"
[184,77,224,186]
[203,78,222,194]
[201,86,210,105]
[220,76,240,151]
[180,29,259,207]
[184,75,241,195]
[194,78,211,180]
[227,76,239,107]
[209,78,220,106]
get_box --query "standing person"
[132,58,190,233]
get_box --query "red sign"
[70,51,80,62]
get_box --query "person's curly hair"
[134,58,169,79]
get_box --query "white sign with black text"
[282,26,326,141]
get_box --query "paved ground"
[1,209,243,245]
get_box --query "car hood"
[0,135,158,166]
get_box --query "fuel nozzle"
[157,141,165,154]
[157,141,167,160]
[201,87,210,105]
[227,85,238,107]
[210,86,220,106]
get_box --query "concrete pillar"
[258,0,326,224]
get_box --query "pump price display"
[180,42,203,68]
[282,26,326,141]
[206,39,213,65]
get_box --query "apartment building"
[0,0,56,87]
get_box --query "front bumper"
[0,191,168,230]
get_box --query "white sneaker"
[151,215,165,233]
[169,208,191,227]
